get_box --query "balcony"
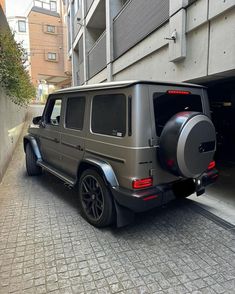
[73,8,82,41]
[113,0,169,59]
[76,61,84,85]
[87,31,106,79]
[85,0,94,16]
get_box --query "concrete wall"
[68,0,235,85]
[0,87,27,182]
[111,0,235,84]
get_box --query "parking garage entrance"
[187,77,235,225]
[206,78,235,163]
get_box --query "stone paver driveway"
[0,133,235,294]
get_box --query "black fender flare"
[77,158,134,227]
[23,135,42,161]
[77,157,119,187]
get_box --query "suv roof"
[55,80,205,94]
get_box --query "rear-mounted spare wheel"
[159,111,216,178]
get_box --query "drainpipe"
[106,0,114,82]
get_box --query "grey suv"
[24,81,218,227]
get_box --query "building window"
[92,94,126,137]
[47,25,56,33]
[18,20,26,32]
[47,52,57,61]
[50,1,57,12]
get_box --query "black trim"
[111,185,172,212]
[128,96,132,136]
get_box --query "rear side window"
[66,97,85,130]
[153,92,202,136]
[92,94,126,137]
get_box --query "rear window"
[92,94,126,137]
[153,92,203,136]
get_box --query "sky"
[6,0,32,17]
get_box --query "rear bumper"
[201,168,219,186]
[111,185,175,212]
[111,169,218,212]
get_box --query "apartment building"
[67,0,235,161]
[28,0,71,91]
[7,0,71,101]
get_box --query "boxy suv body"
[24,81,218,227]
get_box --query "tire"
[159,111,216,178]
[25,143,42,176]
[78,169,115,227]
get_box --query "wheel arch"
[77,158,119,188]
[23,135,42,161]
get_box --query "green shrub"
[0,29,35,106]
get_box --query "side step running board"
[37,161,76,187]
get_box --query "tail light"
[207,161,216,170]
[132,177,153,189]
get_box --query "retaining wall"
[0,87,27,182]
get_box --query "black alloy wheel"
[78,169,114,227]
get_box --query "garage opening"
[207,79,235,163]
[189,77,235,225]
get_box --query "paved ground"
[189,161,235,225]
[0,126,235,293]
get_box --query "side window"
[45,99,62,126]
[65,97,85,130]
[92,94,126,137]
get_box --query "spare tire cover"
[158,111,216,178]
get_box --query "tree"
[0,29,35,106]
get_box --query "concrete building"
[67,0,235,161]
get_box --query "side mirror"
[32,116,42,125]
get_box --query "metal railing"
[113,0,169,59]
[86,0,94,15]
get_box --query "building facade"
[7,0,72,101]
[67,0,235,161]
[28,0,71,92]
[66,0,235,87]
